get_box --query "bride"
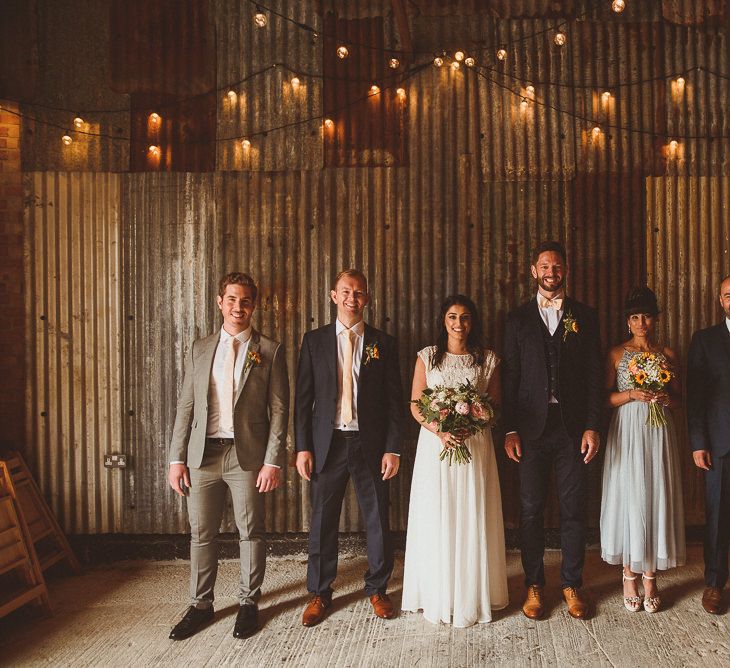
[402,295,508,626]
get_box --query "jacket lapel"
[195,333,219,398]
[718,323,730,367]
[323,323,337,384]
[359,324,377,387]
[235,329,260,403]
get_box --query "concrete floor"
[0,546,728,667]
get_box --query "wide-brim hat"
[623,286,661,317]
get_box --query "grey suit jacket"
[169,328,290,470]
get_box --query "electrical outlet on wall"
[104,453,128,469]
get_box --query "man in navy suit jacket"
[295,269,403,626]
[502,241,603,621]
[688,275,730,615]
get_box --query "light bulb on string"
[667,139,679,157]
[291,76,300,89]
[337,45,349,59]
[451,61,460,71]
[676,76,685,86]
[612,0,625,12]
[497,49,507,61]
[592,126,602,136]
[148,145,160,156]
[227,89,237,102]
[464,57,475,67]
[396,87,406,99]
[73,115,84,129]
[62,131,72,145]
[554,32,567,46]
[526,85,535,96]
[323,118,334,129]
[389,58,400,69]
[601,91,612,105]
[433,56,444,67]
[520,98,529,110]
[370,84,380,95]
[454,51,465,62]
[253,9,267,27]
[241,138,251,150]
[149,112,160,125]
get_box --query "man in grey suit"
[167,272,289,640]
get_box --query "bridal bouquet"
[626,352,673,427]
[412,381,496,465]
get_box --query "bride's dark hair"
[431,294,486,369]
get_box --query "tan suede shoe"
[522,585,544,620]
[702,587,724,615]
[563,587,590,619]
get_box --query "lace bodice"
[417,346,498,394]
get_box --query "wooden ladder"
[2,452,81,574]
[0,461,52,618]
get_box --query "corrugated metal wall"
[18,1,730,533]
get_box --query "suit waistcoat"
[540,320,562,402]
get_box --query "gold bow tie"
[540,296,563,310]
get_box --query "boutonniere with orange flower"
[562,311,579,342]
[243,350,262,374]
[363,341,380,365]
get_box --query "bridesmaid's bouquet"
[412,381,497,465]
[626,352,673,427]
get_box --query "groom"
[502,241,602,620]
[687,275,730,615]
[295,269,403,626]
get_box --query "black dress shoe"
[233,603,259,639]
[169,606,214,640]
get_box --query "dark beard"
[537,276,564,293]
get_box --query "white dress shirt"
[536,292,564,336]
[207,326,252,437]
[726,317,730,335]
[334,319,364,430]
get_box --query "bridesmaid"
[600,287,685,613]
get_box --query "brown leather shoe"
[702,587,724,615]
[563,587,590,619]
[370,593,395,619]
[522,585,544,620]
[302,595,331,627]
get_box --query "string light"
[291,77,300,88]
[592,126,602,136]
[554,32,567,46]
[526,85,535,96]
[323,118,334,129]
[667,139,679,157]
[253,9,267,27]
[73,116,84,129]
[148,145,160,155]
[464,57,475,67]
[676,76,685,87]
[602,90,612,103]
[611,0,625,12]
[497,49,507,61]
[520,98,529,110]
[149,112,160,125]
[451,61,460,71]
[61,131,72,145]
[227,89,237,101]
[389,58,400,69]
[241,138,251,149]
[396,87,406,99]
[336,45,349,59]
[454,51,465,62]
[433,56,444,67]
[369,84,380,95]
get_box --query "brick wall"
[0,101,25,451]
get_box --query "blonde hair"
[332,268,368,292]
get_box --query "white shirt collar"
[335,319,365,337]
[219,325,252,344]
[536,291,565,307]
[726,317,730,334]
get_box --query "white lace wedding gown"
[401,347,509,627]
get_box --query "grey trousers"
[187,442,265,608]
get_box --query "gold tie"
[341,329,355,425]
[540,296,563,310]
[220,337,240,432]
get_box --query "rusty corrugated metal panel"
[647,176,730,524]
[24,172,124,533]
